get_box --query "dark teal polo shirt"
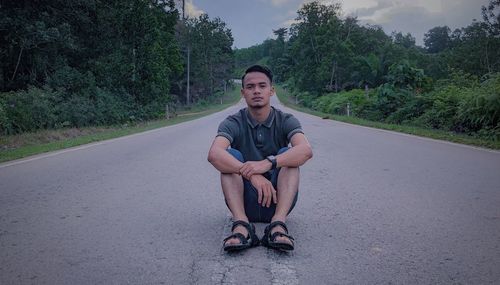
[217,107,303,161]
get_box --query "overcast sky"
[183,0,490,49]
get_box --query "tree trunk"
[11,46,24,82]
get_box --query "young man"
[207,65,313,252]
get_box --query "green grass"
[275,85,500,150]
[0,88,242,163]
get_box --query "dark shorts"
[226,148,298,223]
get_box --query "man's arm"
[275,132,313,168]
[239,132,313,178]
[207,136,243,174]
[208,136,277,207]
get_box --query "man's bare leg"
[221,173,249,246]
[271,166,300,245]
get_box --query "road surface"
[1,96,500,284]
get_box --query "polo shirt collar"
[246,107,275,128]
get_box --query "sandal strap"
[270,231,295,242]
[266,221,289,234]
[229,220,258,246]
[231,220,252,232]
[223,232,248,244]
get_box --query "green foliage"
[414,86,468,131]
[175,14,234,104]
[385,94,431,124]
[312,89,368,116]
[386,60,426,90]
[245,0,500,140]
[0,87,58,134]
[457,73,500,134]
[424,26,451,53]
[0,0,200,134]
[412,73,499,137]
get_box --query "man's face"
[241,72,274,109]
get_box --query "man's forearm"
[208,147,243,174]
[276,144,313,168]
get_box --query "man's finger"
[257,187,262,204]
[263,185,271,207]
[272,189,277,204]
[267,186,274,207]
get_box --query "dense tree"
[175,13,233,104]
[233,0,499,139]
[0,0,184,133]
[424,26,451,53]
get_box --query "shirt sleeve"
[217,116,239,144]
[283,114,304,141]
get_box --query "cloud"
[350,0,489,45]
[186,0,204,18]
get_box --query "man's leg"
[221,149,249,246]
[273,166,299,222]
[270,147,300,246]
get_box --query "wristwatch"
[266,155,277,170]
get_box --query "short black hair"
[241,65,273,87]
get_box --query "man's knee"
[226,148,244,162]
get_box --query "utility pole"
[181,0,190,105]
[187,45,190,105]
[182,0,185,20]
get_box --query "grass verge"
[0,88,241,163]
[275,85,500,150]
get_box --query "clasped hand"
[239,160,271,179]
[239,160,276,207]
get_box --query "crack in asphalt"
[203,216,299,284]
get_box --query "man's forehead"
[244,72,270,84]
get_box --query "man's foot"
[270,222,293,247]
[224,222,248,246]
[261,221,295,251]
[223,220,259,252]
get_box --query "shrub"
[0,87,59,134]
[311,89,372,117]
[457,73,500,134]
[413,85,465,131]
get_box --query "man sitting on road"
[207,65,313,252]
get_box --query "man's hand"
[239,160,272,180]
[249,174,277,208]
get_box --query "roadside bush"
[372,84,413,119]
[386,94,432,124]
[94,88,132,125]
[0,87,59,134]
[412,73,500,137]
[312,89,368,116]
[55,95,96,128]
[295,91,315,108]
[413,85,464,130]
[0,99,8,135]
[456,73,500,136]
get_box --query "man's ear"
[271,86,275,96]
[240,88,244,97]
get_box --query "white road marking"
[210,216,299,284]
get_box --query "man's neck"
[247,105,271,123]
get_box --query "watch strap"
[266,155,277,169]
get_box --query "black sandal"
[261,221,295,251]
[223,220,259,252]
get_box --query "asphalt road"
[1,96,500,284]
